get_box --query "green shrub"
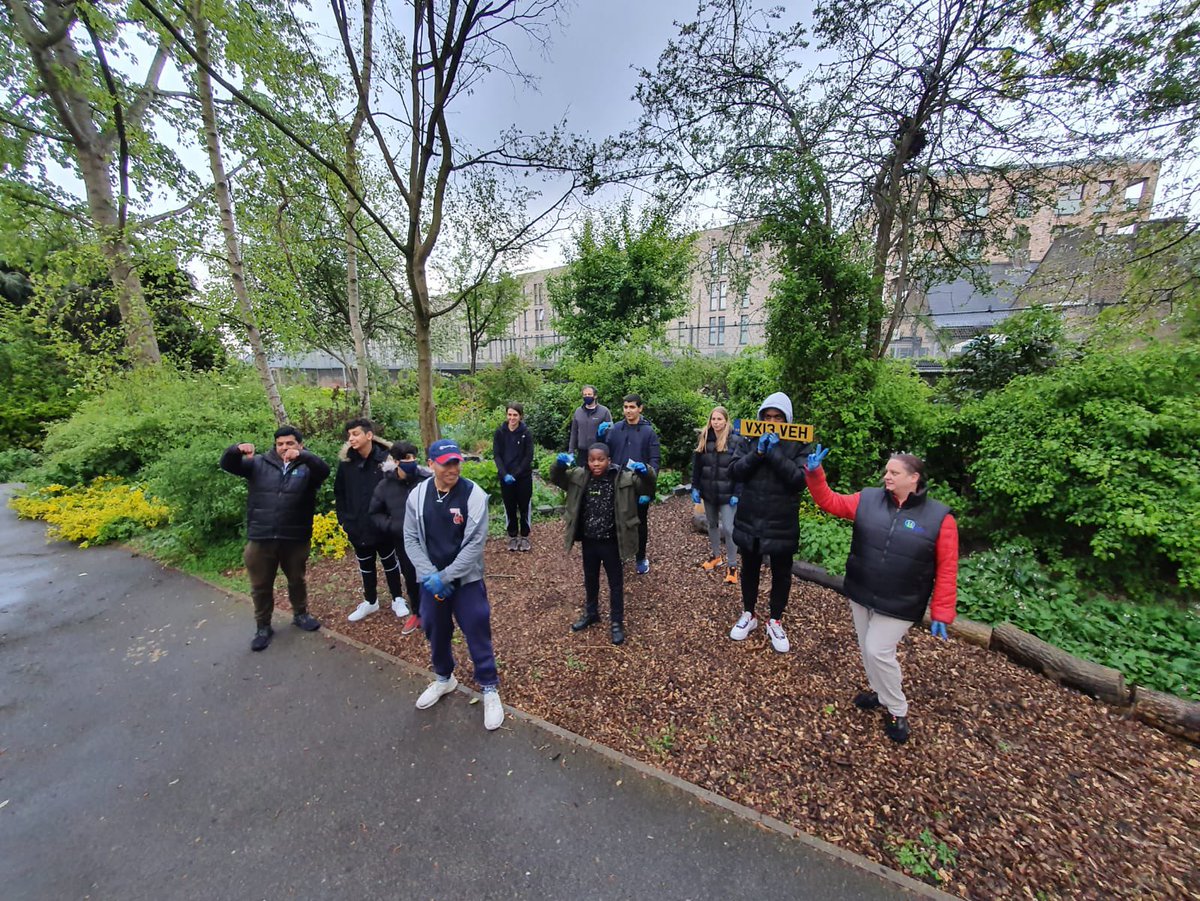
[0,447,40,481]
[475,356,545,411]
[524,382,576,449]
[961,342,1200,596]
[39,366,277,485]
[957,542,1200,699]
[725,348,783,421]
[797,501,853,575]
[461,459,500,500]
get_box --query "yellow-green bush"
[311,511,349,559]
[9,477,170,546]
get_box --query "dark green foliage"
[724,349,783,421]
[548,203,696,360]
[642,396,702,471]
[960,342,1200,596]
[523,381,577,450]
[0,306,80,449]
[475,356,545,412]
[755,161,878,384]
[948,307,1066,399]
[957,542,1200,699]
[0,447,40,481]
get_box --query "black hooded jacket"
[729,437,808,556]
[691,428,744,505]
[334,438,392,544]
[368,466,432,549]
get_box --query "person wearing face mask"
[568,385,612,457]
[493,402,535,552]
[804,447,957,745]
[367,441,431,636]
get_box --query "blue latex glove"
[691,488,701,504]
[555,452,575,466]
[597,421,611,439]
[806,443,830,472]
[729,495,738,507]
[757,432,780,454]
[930,620,948,641]
[502,474,516,484]
[638,495,651,506]
[627,460,648,474]
[424,572,454,600]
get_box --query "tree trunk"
[414,313,440,447]
[468,339,479,375]
[5,0,163,367]
[342,0,376,418]
[192,4,288,426]
[991,623,1130,705]
[1130,686,1200,744]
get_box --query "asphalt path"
[0,486,934,900]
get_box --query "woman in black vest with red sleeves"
[804,446,958,744]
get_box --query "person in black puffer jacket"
[219,425,330,651]
[335,418,408,624]
[493,402,535,552]
[728,392,809,655]
[368,440,431,636]
[690,405,744,584]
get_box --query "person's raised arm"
[220,443,254,478]
[804,445,859,521]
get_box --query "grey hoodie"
[758,391,794,423]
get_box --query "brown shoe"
[724,566,739,585]
[701,555,725,571]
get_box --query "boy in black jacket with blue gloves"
[599,393,660,574]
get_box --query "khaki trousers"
[849,600,914,717]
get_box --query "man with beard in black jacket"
[220,426,330,651]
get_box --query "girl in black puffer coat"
[691,406,744,584]
[728,392,809,654]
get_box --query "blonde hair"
[694,406,733,454]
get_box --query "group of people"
[219,384,958,744]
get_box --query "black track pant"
[739,547,794,621]
[581,537,624,623]
[501,475,533,537]
[353,541,406,604]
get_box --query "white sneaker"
[766,618,790,653]
[416,675,458,709]
[730,612,758,640]
[483,689,505,730]
[391,597,410,618]
[348,601,380,622]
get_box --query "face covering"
[399,461,419,475]
[583,396,596,407]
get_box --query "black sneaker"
[251,625,273,651]
[292,613,321,632]
[571,613,600,632]
[853,690,881,711]
[883,712,910,744]
[610,622,625,645]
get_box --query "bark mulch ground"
[290,497,1198,900]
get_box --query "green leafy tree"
[458,273,525,375]
[950,307,1067,398]
[548,204,695,361]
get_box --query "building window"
[1094,180,1115,213]
[533,282,543,304]
[961,229,984,257]
[1124,178,1147,208]
[709,246,724,277]
[740,286,750,308]
[1056,184,1083,216]
[1014,189,1034,219]
[743,244,752,261]
[708,282,727,311]
[708,315,725,346]
[1012,224,1030,257]
[739,314,750,345]
[522,310,528,332]
[535,307,544,332]
[966,187,989,218]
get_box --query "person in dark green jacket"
[550,443,653,645]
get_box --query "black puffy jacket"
[367,467,432,549]
[729,437,808,556]
[220,445,330,542]
[334,439,391,544]
[690,429,744,505]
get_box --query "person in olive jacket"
[727,392,809,655]
[493,402,535,552]
[368,440,431,636]
[220,426,330,652]
[805,446,958,745]
[335,418,408,624]
[550,443,653,645]
[691,405,744,585]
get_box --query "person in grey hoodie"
[567,385,612,455]
[727,392,809,655]
[404,438,504,731]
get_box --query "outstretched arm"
[805,465,859,521]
